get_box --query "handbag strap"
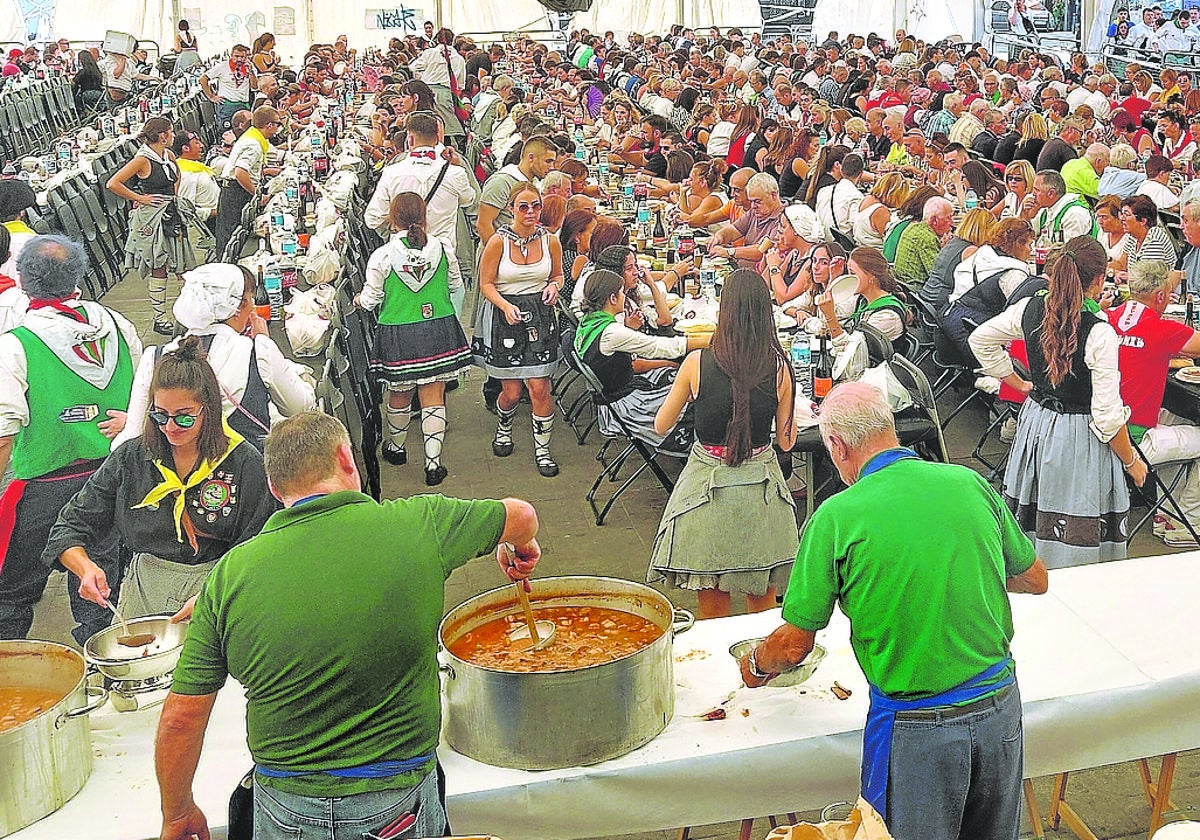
[424,160,450,204]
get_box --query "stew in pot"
[447,606,663,672]
[0,687,66,732]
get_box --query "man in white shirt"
[215,107,280,258]
[173,131,219,224]
[1066,76,1099,113]
[200,44,258,127]
[1030,170,1097,241]
[1127,8,1163,50]
[365,112,478,310]
[1087,75,1116,121]
[816,154,866,240]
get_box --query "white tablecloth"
[14,552,1200,840]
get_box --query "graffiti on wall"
[364,5,424,31]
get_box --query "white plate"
[827,273,859,308]
[1175,367,1200,384]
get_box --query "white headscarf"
[173,264,247,330]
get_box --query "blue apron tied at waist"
[861,658,1015,820]
[255,751,436,779]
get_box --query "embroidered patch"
[191,471,239,524]
[421,302,434,320]
[59,404,99,423]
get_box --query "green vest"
[10,318,133,479]
[850,293,909,328]
[377,244,456,326]
[882,219,912,262]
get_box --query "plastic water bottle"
[264,259,283,321]
[791,333,813,401]
[964,189,978,212]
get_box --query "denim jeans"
[253,766,446,840]
[886,683,1024,840]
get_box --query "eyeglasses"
[515,200,543,213]
[149,407,203,429]
[1005,174,1025,183]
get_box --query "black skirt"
[370,315,473,386]
[471,291,561,379]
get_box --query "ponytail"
[388,191,428,248]
[1040,236,1106,388]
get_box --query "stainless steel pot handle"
[437,650,456,681]
[671,608,695,635]
[57,685,109,726]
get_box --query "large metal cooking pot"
[84,615,187,683]
[438,576,693,770]
[0,640,107,837]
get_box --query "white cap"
[173,264,247,330]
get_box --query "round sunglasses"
[149,406,204,429]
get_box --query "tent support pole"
[676,0,684,27]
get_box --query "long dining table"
[13,552,1200,840]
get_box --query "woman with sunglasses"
[46,337,275,620]
[995,160,1035,220]
[650,269,798,619]
[474,183,566,477]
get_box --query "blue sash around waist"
[861,658,1014,819]
[255,750,435,780]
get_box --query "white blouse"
[968,296,1130,442]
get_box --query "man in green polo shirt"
[155,412,543,840]
[741,383,1048,840]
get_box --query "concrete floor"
[26,268,1200,839]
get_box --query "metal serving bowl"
[728,639,827,688]
[83,616,188,682]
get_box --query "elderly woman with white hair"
[113,263,315,452]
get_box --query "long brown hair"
[388,191,428,247]
[711,269,794,467]
[1040,236,1106,388]
[848,246,896,293]
[145,336,229,465]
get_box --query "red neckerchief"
[27,295,104,367]
[0,273,15,294]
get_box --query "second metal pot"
[0,640,106,838]
[439,576,693,770]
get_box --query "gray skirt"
[430,84,465,137]
[649,443,798,595]
[1002,399,1129,569]
[599,367,693,454]
[124,200,198,277]
[114,552,218,619]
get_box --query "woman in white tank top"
[473,183,566,477]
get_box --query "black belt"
[894,684,1014,723]
[1030,391,1090,415]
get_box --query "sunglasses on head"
[149,407,203,429]
[515,200,543,213]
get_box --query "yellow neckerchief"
[243,126,269,157]
[176,158,216,177]
[133,422,244,548]
[4,219,34,236]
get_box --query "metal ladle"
[507,582,557,651]
[498,543,555,651]
[104,599,157,648]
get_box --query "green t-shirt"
[1061,158,1100,200]
[781,454,1036,699]
[172,491,506,796]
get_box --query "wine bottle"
[254,265,271,321]
[653,207,666,242]
[813,334,833,399]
